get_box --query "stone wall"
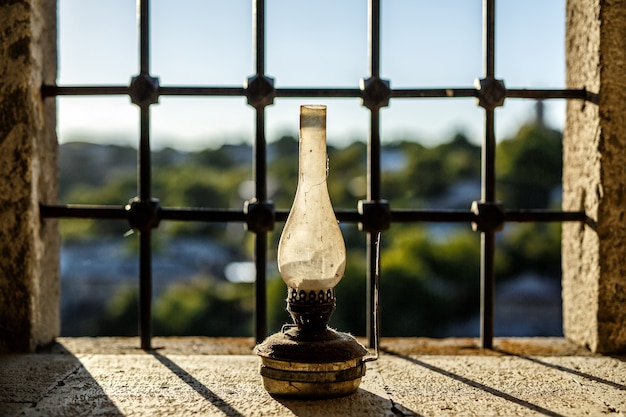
[563,0,626,353]
[0,0,58,352]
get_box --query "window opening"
[43,0,591,350]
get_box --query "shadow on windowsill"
[0,342,124,416]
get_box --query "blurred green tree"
[64,122,564,338]
[496,124,562,209]
[98,278,253,336]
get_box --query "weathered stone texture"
[2,338,625,417]
[0,0,58,352]
[563,0,626,353]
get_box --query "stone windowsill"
[1,337,625,416]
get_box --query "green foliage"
[383,133,481,207]
[98,278,254,336]
[496,124,562,208]
[59,142,136,201]
[500,222,562,279]
[268,136,299,208]
[97,284,139,336]
[328,141,367,208]
[153,278,253,336]
[379,225,481,336]
[64,121,564,338]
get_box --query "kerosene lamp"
[254,105,369,398]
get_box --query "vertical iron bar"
[368,112,382,202]
[484,0,495,79]
[255,233,268,343]
[366,0,382,348]
[480,110,496,349]
[139,0,149,76]
[367,112,382,348]
[254,109,268,343]
[138,0,152,350]
[253,0,267,343]
[480,0,496,349]
[254,111,268,203]
[369,0,381,77]
[139,106,151,200]
[254,0,265,76]
[138,104,152,350]
[139,229,152,350]
[482,110,496,202]
[480,230,495,348]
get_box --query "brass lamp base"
[254,327,368,399]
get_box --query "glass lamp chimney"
[278,105,346,331]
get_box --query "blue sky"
[57,1,566,150]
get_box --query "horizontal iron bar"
[391,88,478,98]
[392,209,587,223]
[506,88,589,100]
[40,204,128,219]
[41,204,586,225]
[39,204,244,222]
[160,207,246,222]
[42,84,592,102]
[159,86,246,96]
[391,209,476,223]
[42,85,130,96]
[276,88,362,98]
[41,85,247,97]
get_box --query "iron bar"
[484,0,495,79]
[390,210,475,223]
[483,110,497,202]
[253,108,268,343]
[254,232,268,344]
[365,0,382,349]
[255,109,268,202]
[159,86,245,96]
[480,231,496,348]
[41,205,586,225]
[41,85,130,96]
[42,85,590,101]
[368,113,382,203]
[137,0,152,351]
[139,229,152,350]
[252,0,268,343]
[391,88,477,99]
[506,88,588,100]
[254,0,265,76]
[276,88,362,98]
[480,0,497,350]
[161,208,246,222]
[40,204,128,219]
[369,0,381,77]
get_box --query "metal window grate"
[41,0,592,350]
